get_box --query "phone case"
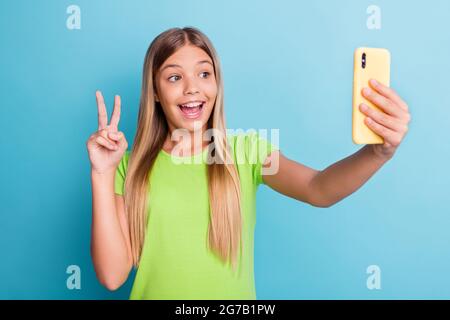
[352,47,391,144]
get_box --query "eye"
[200,71,211,78]
[168,75,181,82]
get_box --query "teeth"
[179,102,203,108]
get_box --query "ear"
[154,94,159,102]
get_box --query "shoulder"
[226,131,280,186]
[227,131,279,161]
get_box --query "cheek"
[203,81,218,100]
[159,83,181,105]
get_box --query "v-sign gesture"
[86,91,128,175]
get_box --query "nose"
[184,74,200,95]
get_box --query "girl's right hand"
[86,91,128,175]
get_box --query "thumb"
[108,131,127,148]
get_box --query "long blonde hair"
[124,27,242,271]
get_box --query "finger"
[369,79,409,111]
[362,87,403,118]
[98,129,116,145]
[96,135,118,151]
[108,131,122,141]
[109,95,121,131]
[96,91,108,131]
[365,117,401,147]
[109,131,128,149]
[359,103,407,133]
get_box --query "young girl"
[86,27,411,300]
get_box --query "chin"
[182,119,208,133]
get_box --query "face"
[154,45,217,135]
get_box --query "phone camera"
[362,53,366,69]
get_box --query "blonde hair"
[124,27,242,271]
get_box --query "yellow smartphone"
[352,47,391,144]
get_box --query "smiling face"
[154,44,217,136]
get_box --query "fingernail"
[363,88,371,96]
[360,104,367,111]
[370,79,378,86]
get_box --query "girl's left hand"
[359,78,411,161]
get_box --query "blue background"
[1,0,449,299]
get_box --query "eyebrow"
[160,60,213,73]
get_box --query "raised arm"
[86,91,132,290]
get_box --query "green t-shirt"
[114,132,279,300]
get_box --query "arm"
[88,91,132,291]
[261,151,320,206]
[263,79,410,208]
[305,145,389,207]
[263,146,389,208]
[90,170,133,291]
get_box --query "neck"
[163,125,211,156]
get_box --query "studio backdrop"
[1,0,449,299]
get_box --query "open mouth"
[177,101,205,119]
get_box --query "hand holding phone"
[352,47,391,144]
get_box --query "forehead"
[160,45,213,72]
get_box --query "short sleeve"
[114,151,130,195]
[247,132,280,187]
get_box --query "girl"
[86,27,411,300]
